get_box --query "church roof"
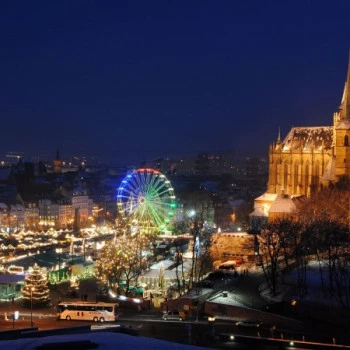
[336,119,350,129]
[339,53,350,120]
[0,274,25,285]
[249,206,268,217]
[268,194,297,214]
[282,126,333,151]
[254,193,277,202]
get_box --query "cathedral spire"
[339,51,350,120]
[53,147,62,173]
[56,147,60,161]
[277,126,281,144]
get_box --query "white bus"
[57,301,119,322]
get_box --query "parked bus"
[57,301,119,322]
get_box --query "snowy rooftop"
[144,259,194,280]
[254,193,277,202]
[150,260,175,270]
[142,268,178,279]
[210,294,246,308]
[336,119,350,129]
[0,331,207,350]
[282,126,333,151]
[0,274,26,285]
[249,206,268,217]
[268,194,297,214]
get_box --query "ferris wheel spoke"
[148,196,169,209]
[146,200,164,216]
[149,185,166,198]
[152,178,168,192]
[124,204,137,215]
[146,205,164,227]
[117,168,175,234]
[154,179,171,191]
[149,174,160,189]
[144,174,157,197]
[149,174,164,194]
[150,196,174,215]
[156,187,174,197]
[119,183,138,196]
[139,201,158,222]
[133,172,144,192]
[139,173,147,189]
[152,210,167,226]
[126,182,138,195]
[119,207,131,216]
[119,189,136,199]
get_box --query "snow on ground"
[259,260,347,306]
[208,292,246,308]
[0,331,208,350]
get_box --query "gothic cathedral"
[251,55,350,223]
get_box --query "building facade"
[251,55,350,223]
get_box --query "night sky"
[1,1,349,166]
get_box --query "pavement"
[0,277,101,319]
[0,278,161,323]
[0,281,67,321]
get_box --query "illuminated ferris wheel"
[117,168,176,234]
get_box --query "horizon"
[1,1,349,167]
[0,146,268,169]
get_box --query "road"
[205,265,267,309]
[1,264,349,348]
[1,309,349,349]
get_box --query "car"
[235,319,262,328]
[198,280,214,288]
[207,270,227,280]
[162,310,186,321]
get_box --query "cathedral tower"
[334,55,350,178]
[251,53,350,226]
[53,148,62,173]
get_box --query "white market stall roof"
[150,260,175,270]
[0,274,26,285]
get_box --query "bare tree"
[95,234,147,295]
[256,223,283,296]
[299,186,350,306]
[283,219,309,298]
[173,237,188,296]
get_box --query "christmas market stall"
[0,274,25,301]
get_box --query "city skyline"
[0,146,266,169]
[1,1,350,166]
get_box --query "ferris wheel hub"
[117,168,176,234]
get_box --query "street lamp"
[13,215,19,232]
[188,210,196,218]
[83,238,86,262]
[30,287,35,327]
[56,247,63,281]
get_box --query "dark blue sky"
[1,0,349,166]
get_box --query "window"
[345,135,349,146]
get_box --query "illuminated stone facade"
[251,55,350,224]
[268,58,350,196]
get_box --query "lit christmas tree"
[22,263,50,307]
[95,235,147,295]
